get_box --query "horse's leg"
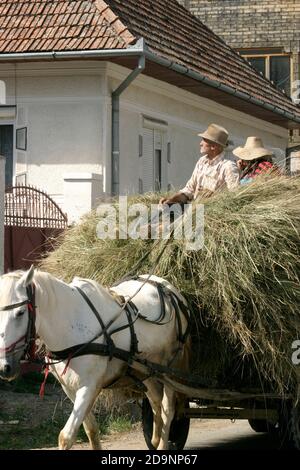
[57,383,101,450]
[157,385,176,450]
[58,385,98,450]
[82,412,101,450]
[144,379,164,449]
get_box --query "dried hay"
[41,176,300,395]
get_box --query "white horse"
[0,267,190,450]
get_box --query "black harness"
[49,286,140,363]
[0,278,191,383]
[48,277,190,374]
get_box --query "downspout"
[111,53,145,196]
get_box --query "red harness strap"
[61,354,72,376]
[0,335,26,355]
[39,364,50,399]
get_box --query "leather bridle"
[0,285,36,360]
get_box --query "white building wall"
[0,61,108,210]
[290,150,300,174]
[0,155,5,274]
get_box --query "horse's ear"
[18,265,35,287]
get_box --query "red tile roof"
[0,0,299,124]
[0,0,135,52]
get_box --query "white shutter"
[142,128,154,193]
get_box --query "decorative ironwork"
[5,185,68,228]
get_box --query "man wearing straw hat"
[233,136,277,184]
[160,123,239,205]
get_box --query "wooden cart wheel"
[277,401,296,449]
[291,404,300,450]
[248,419,276,433]
[142,397,190,450]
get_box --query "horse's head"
[0,266,35,381]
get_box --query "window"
[0,125,13,187]
[243,53,291,96]
[155,149,162,191]
[139,117,168,194]
[270,56,290,96]
[0,80,6,104]
[247,57,265,77]
[140,128,164,193]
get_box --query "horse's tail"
[181,335,192,372]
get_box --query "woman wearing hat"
[233,137,277,185]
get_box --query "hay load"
[41,176,300,395]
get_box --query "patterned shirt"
[240,161,277,185]
[180,152,240,200]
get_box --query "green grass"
[0,415,88,450]
[0,412,135,450]
[0,371,56,395]
[0,372,137,449]
[103,414,134,434]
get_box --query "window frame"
[139,115,168,194]
[242,51,292,95]
[0,122,15,188]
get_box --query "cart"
[141,369,300,450]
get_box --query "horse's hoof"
[58,431,71,450]
[151,438,159,449]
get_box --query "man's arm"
[225,161,240,190]
[160,160,200,204]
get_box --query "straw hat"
[233,137,273,161]
[198,123,229,147]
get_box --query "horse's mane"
[33,270,79,302]
[3,269,65,285]
[3,271,24,279]
[71,276,113,301]
[2,270,114,307]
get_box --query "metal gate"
[4,185,67,272]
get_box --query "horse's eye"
[15,310,25,318]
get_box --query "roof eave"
[1,44,299,128]
[0,44,145,62]
[144,50,300,129]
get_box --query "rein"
[0,299,31,311]
[0,335,27,355]
[112,203,183,287]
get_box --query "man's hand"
[159,193,188,205]
[159,196,170,204]
[237,159,247,172]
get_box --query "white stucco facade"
[0,155,5,274]
[0,59,288,221]
[0,61,109,211]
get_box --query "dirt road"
[62,419,281,451]
[0,388,282,451]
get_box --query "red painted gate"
[4,185,67,272]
